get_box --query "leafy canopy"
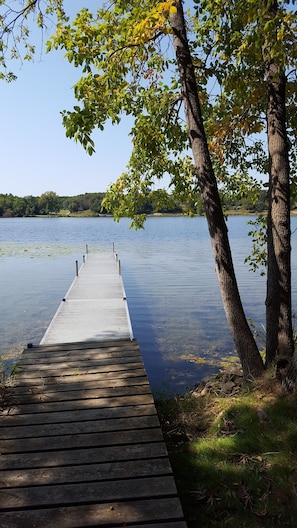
[2,1,297,230]
[46,1,203,226]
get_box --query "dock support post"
[83,255,85,264]
[86,244,89,254]
[76,260,79,277]
[118,259,121,275]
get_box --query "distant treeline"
[0,189,270,218]
[0,191,106,217]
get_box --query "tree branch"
[0,1,40,38]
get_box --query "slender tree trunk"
[262,0,294,365]
[170,1,264,379]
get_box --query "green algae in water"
[0,243,87,258]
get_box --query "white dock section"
[40,252,133,344]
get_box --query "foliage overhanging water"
[1,216,297,393]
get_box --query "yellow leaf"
[170,6,177,14]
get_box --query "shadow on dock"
[0,340,187,527]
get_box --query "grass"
[155,371,297,527]
[0,357,4,402]
[0,355,23,407]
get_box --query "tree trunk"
[170,2,264,379]
[262,0,294,365]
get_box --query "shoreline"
[2,209,297,219]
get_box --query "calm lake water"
[1,216,297,393]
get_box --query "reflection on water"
[1,216,297,393]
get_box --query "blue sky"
[1,0,267,198]
[1,1,135,197]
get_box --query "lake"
[1,216,297,394]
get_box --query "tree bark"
[262,0,294,365]
[170,1,264,379]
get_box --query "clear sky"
[1,1,135,197]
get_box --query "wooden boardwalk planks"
[0,340,187,527]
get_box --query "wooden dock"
[0,252,187,527]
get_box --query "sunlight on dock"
[40,252,133,344]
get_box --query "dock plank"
[0,458,173,488]
[10,369,148,389]
[0,441,168,470]
[7,375,149,395]
[1,402,158,427]
[5,393,154,415]
[8,384,152,405]
[0,414,160,440]
[0,427,164,453]
[0,475,177,509]
[0,499,185,528]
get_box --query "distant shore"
[2,209,297,219]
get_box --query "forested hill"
[0,188,271,218]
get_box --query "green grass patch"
[155,373,297,527]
